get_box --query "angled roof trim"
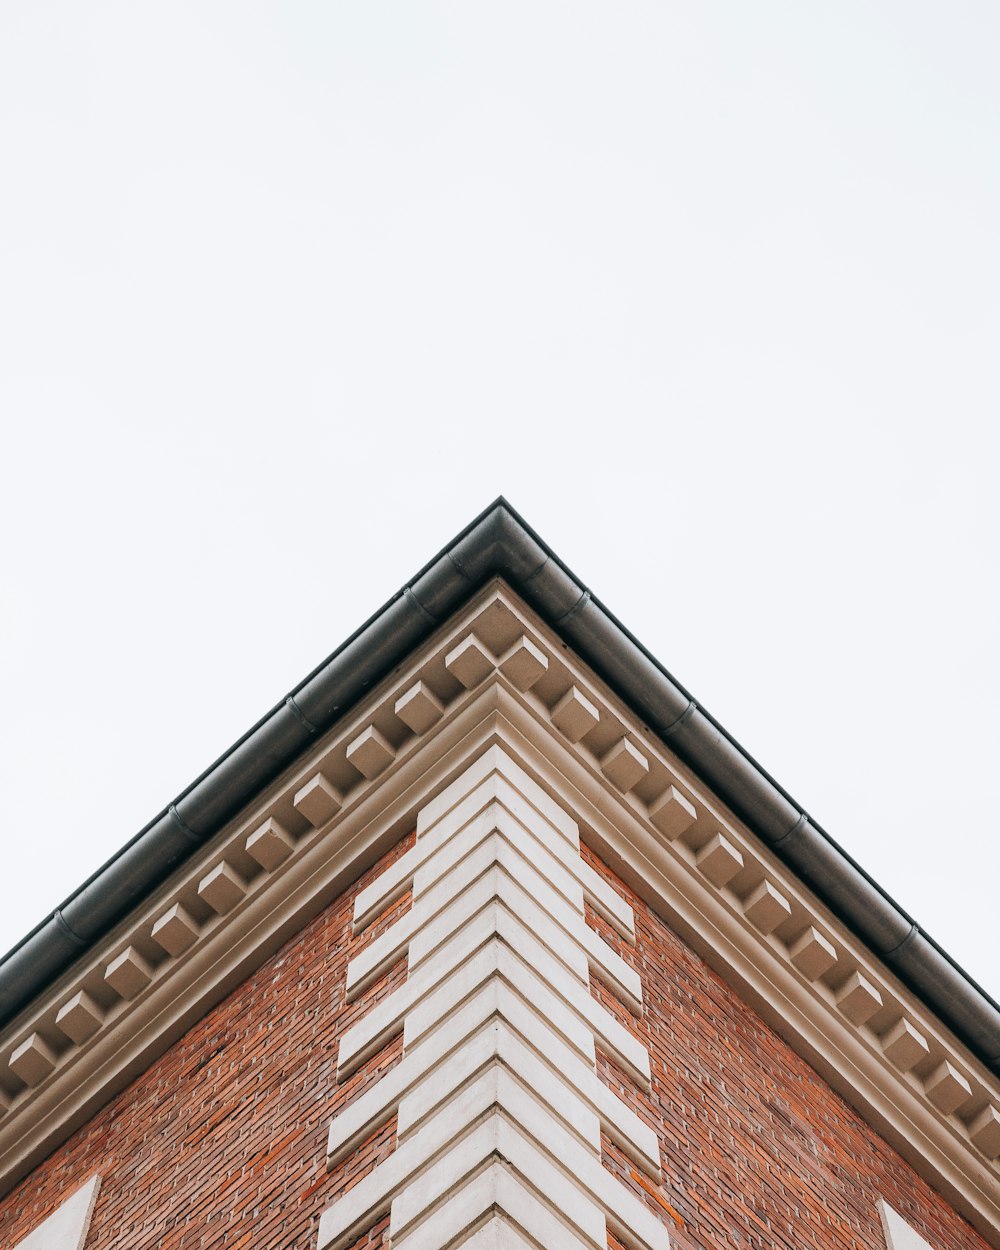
[1,499,997,1073]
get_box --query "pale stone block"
[924,1059,972,1114]
[968,1103,1000,1158]
[743,881,792,934]
[399,953,594,1076]
[372,767,633,942]
[600,738,649,793]
[878,1200,933,1250]
[374,1082,666,1250]
[293,774,342,827]
[10,1032,57,1087]
[550,685,600,743]
[55,989,104,1044]
[462,1216,538,1250]
[880,1018,930,1071]
[835,970,883,1025]
[105,946,154,999]
[396,1033,600,1149]
[498,635,548,691]
[425,1166,597,1250]
[405,864,640,1015]
[394,681,445,734]
[346,726,395,779]
[198,863,247,915]
[444,634,495,688]
[342,919,648,1089]
[696,833,744,888]
[329,983,659,1180]
[410,810,585,922]
[151,902,200,957]
[246,817,294,870]
[648,785,697,841]
[414,745,578,843]
[322,744,666,1250]
[359,835,576,989]
[788,926,837,982]
[11,1174,102,1250]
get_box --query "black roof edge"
[2,498,998,1074]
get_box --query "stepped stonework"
[318,745,669,1250]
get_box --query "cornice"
[6,501,997,1078]
[0,585,997,1243]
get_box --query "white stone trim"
[878,1199,933,1250]
[318,750,667,1250]
[10,1174,101,1250]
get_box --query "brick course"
[581,843,988,1250]
[0,830,990,1250]
[0,835,413,1250]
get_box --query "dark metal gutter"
[2,499,998,1075]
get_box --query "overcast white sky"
[0,3,997,1002]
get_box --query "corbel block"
[835,971,883,1026]
[151,903,200,957]
[743,881,792,935]
[498,636,549,691]
[444,635,495,689]
[293,775,342,828]
[105,946,154,1000]
[648,786,697,841]
[55,990,104,1044]
[346,727,396,780]
[968,1104,1000,1158]
[394,682,445,734]
[551,686,600,743]
[696,833,744,888]
[10,1033,57,1087]
[198,863,247,916]
[601,739,649,793]
[246,817,295,870]
[788,927,837,982]
[925,1060,972,1115]
[880,1018,930,1072]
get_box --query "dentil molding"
[0,584,997,1243]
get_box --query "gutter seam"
[285,695,320,735]
[773,812,809,849]
[660,700,697,737]
[447,550,475,582]
[885,923,920,958]
[54,909,86,948]
[518,553,555,591]
[403,586,439,627]
[552,589,591,627]
[168,804,202,842]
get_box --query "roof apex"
[1,499,997,1074]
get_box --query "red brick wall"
[0,833,990,1250]
[0,835,414,1250]
[581,844,989,1250]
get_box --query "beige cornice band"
[0,584,997,1243]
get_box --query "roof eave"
[1,498,997,1074]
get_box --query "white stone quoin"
[317,745,669,1250]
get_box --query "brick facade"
[581,844,988,1250]
[0,833,988,1250]
[0,834,414,1250]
